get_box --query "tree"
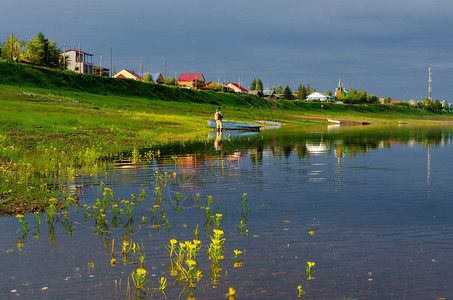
[445,102,450,111]
[283,85,293,100]
[24,32,62,68]
[0,35,25,62]
[433,100,443,111]
[165,77,176,85]
[143,73,153,82]
[385,96,392,104]
[324,89,332,96]
[250,78,256,91]
[256,79,263,93]
[276,84,283,94]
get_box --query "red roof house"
[177,73,205,89]
[227,83,248,94]
[113,69,142,80]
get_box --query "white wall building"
[63,49,93,75]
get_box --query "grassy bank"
[0,61,452,214]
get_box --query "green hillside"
[0,60,452,214]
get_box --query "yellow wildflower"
[307,261,315,268]
[16,214,24,219]
[309,231,315,235]
[213,229,224,235]
[228,287,236,296]
[215,213,223,218]
[110,258,116,266]
[170,239,177,245]
[136,268,146,276]
[186,259,196,267]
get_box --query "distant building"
[227,83,248,94]
[63,49,93,74]
[177,73,205,89]
[148,73,165,84]
[263,89,275,98]
[335,79,347,98]
[113,69,142,80]
[93,66,110,77]
[203,82,233,92]
[306,92,334,102]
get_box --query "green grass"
[0,60,452,214]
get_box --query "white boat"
[255,120,282,127]
[207,120,261,130]
[327,119,342,124]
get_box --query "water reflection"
[6,125,453,299]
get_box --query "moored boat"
[207,120,261,130]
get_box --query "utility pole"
[78,43,81,73]
[63,44,66,70]
[109,46,112,77]
[10,32,13,61]
[428,67,432,100]
[140,57,144,77]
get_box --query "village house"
[203,82,234,92]
[177,73,205,89]
[63,49,94,74]
[227,83,248,94]
[306,92,334,102]
[113,69,142,80]
[263,89,275,99]
[148,73,165,84]
[93,66,109,77]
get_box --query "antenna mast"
[428,67,432,100]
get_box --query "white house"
[306,92,333,102]
[113,69,142,80]
[63,49,93,74]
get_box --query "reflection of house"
[148,72,165,84]
[64,49,93,74]
[177,73,205,89]
[306,92,333,102]
[227,83,248,94]
[113,69,142,80]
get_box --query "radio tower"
[428,67,432,100]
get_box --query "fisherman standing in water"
[214,107,223,132]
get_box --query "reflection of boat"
[327,119,341,124]
[207,120,261,130]
[208,131,259,139]
[255,120,281,127]
[306,142,328,154]
[399,121,409,125]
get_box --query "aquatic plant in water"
[306,261,315,280]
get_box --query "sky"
[1,0,453,101]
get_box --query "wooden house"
[177,73,205,89]
[148,73,165,84]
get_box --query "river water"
[1,125,453,299]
